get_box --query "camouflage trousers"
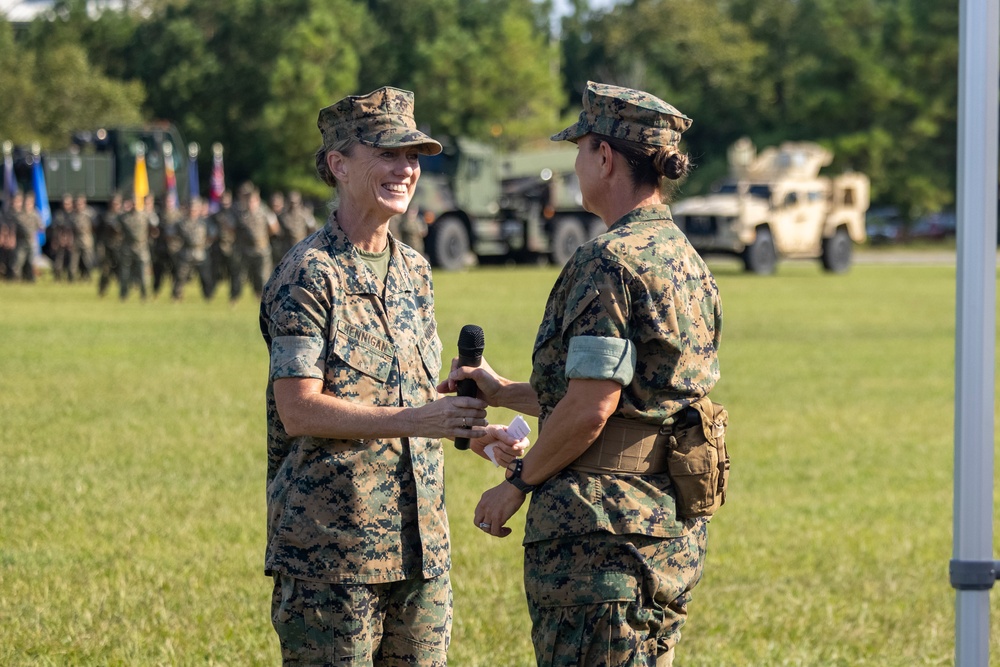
[524,521,708,667]
[271,572,451,667]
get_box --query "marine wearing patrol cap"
[318,86,442,156]
[551,80,692,148]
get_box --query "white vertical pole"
[954,0,999,664]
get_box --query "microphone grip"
[454,356,481,450]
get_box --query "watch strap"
[505,458,536,494]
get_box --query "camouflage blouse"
[525,204,722,543]
[259,215,448,583]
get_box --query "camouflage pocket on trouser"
[523,528,707,667]
[270,573,451,666]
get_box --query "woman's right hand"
[435,355,507,406]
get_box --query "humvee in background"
[672,137,870,274]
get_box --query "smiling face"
[331,144,421,222]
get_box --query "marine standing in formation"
[0,191,21,280]
[234,182,276,301]
[49,194,75,281]
[1,191,43,281]
[445,81,725,666]
[175,196,213,300]
[96,194,123,298]
[273,189,316,262]
[259,86,525,666]
[71,195,96,281]
[151,196,184,299]
[117,194,153,300]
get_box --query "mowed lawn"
[0,257,997,666]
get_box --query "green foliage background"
[0,0,961,217]
[1,257,998,664]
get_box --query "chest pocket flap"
[331,320,395,383]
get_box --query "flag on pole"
[134,144,149,211]
[209,142,224,213]
[31,151,51,248]
[188,142,200,199]
[163,143,178,209]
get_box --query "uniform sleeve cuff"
[565,336,635,386]
[269,335,325,381]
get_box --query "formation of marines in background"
[0,182,320,303]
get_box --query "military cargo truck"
[413,138,602,270]
[10,123,191,207]
[671,137,870,274]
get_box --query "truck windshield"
[419,153,454,176]
[715,182,772,199]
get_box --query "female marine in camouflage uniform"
[259,86,525,667]
[446,82,723,666]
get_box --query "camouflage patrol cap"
[318,86,442,156]
[551,81,692,147]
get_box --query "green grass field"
[1,257,997,666]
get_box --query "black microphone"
[454,324,485,450]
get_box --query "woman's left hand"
[473,479,528,538]
[470,424,528,468]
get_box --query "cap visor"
[360,128,442,155]
[550,121,587,143]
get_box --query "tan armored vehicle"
[672,137,870,274]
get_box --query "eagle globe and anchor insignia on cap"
[551,81,692,148]
[317,86,442,156]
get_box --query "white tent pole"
[952,0,999,665]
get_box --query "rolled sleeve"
[565,335,636,386]
[269,335,325,381]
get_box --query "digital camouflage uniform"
[71,206,96,280]
[275,203,316,262]
[0,206,15,279]
[97,206,123,297]
[12,206,42,281]
[118,206,152,300]
[260,218,449,665]
[49,204,75,281]
[235,202,273,299]
[176,210,213,300]
[152,208,184,298]
[526,82,723,667]
[261,85,446,667]
[210,203,240,300]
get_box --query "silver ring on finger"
[479,522,491,529]
[462,417,469,429]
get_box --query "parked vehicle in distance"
[866,207,906,245]
[412,138,602,270]
[909,210,957,240]
[671,137,871,274]
[9,122,190,209]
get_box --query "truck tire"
[821,227,853,273]
[427,216,470,271]
[743,227,777,275]
[551,217,587,267]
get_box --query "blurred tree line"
[0,0,958,217]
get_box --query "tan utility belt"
[568,416,675,475]
[566,399,731,519]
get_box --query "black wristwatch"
[505,458,537,494]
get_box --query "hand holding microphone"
[454,324,485,450]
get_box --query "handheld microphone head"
[457,324,485,361]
